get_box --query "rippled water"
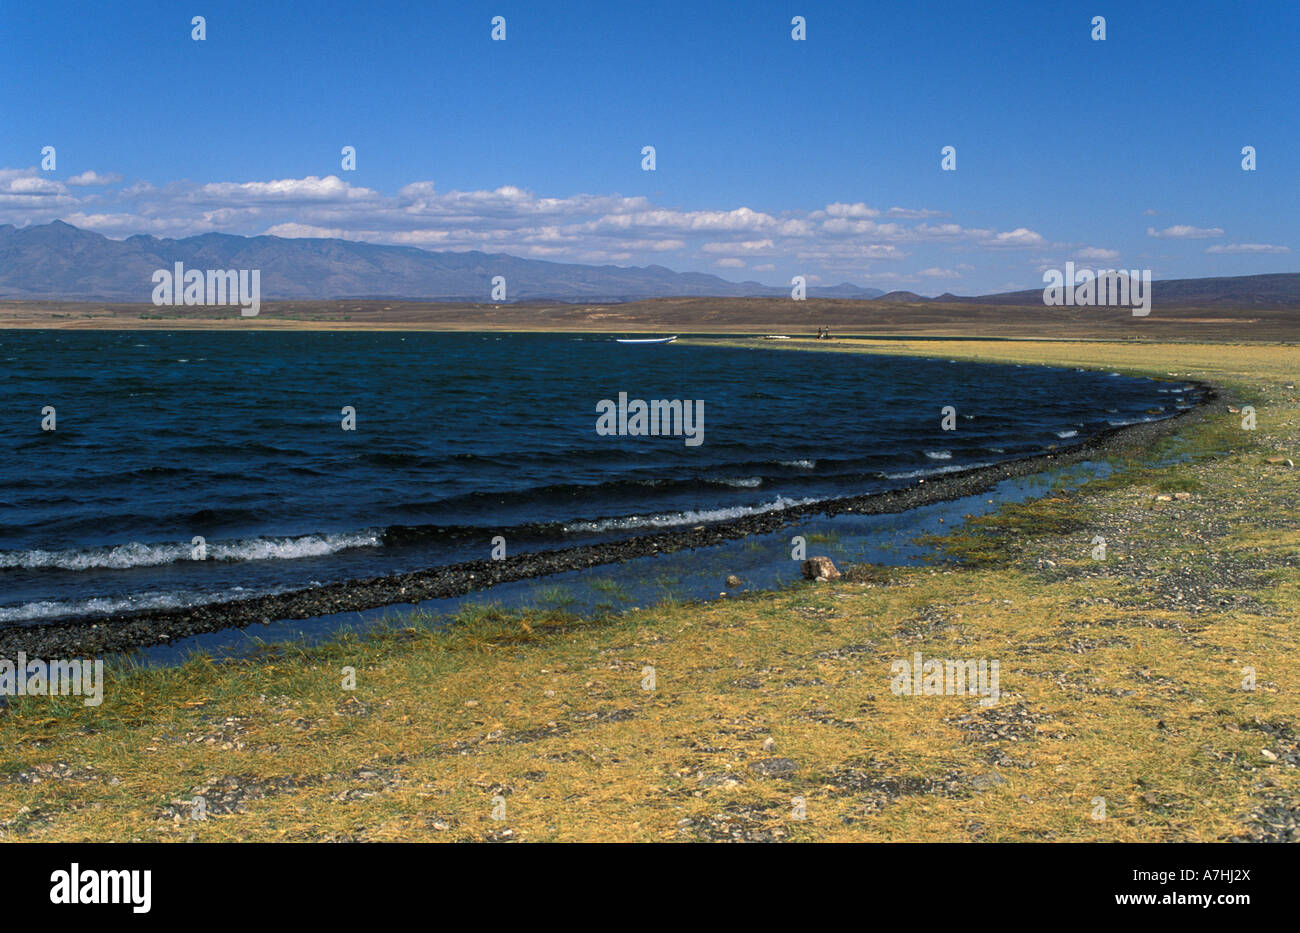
[0,331,1199,624]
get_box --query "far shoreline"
[0,296,1290,341]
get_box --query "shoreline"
[1,373,1219,659]
[2,295,1295,343]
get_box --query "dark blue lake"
[0,331,1199,626]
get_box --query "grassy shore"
[1,339,1297,842]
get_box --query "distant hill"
[0,221,886,302]
[941,273,1300,309]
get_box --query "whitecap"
[713,476,763,488]
[0,585,295,624]
[0,531,382,572]
[563,496,822,533]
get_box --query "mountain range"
[0,221,882,302]
[0,221,1296,307]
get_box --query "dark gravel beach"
[0,380,1217,659]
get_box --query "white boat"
[615,336,678,344]
[762,335,791,340]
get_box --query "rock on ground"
[802,557,840,581]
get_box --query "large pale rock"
[801,556,840,581]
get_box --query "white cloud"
[1075,247,1120,261]
[63,212,189,234]
[985,227,1046,247]
[886,206,946,219]
[195,175,376,203]
[917,267,961,278]
[65,171,123,187]
[714,258,746,268]
[262,222,349,239]
[1205,243,1290,254]
[585,205,784,235]
[819,217,906,237]
[915,222,965,238]
[813,202,880,219]
[1147,225,1224,239]
[0,169,65,195]
[701,239,774,254]
[795,243,907,261]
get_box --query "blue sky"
[1,0,1296,294]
